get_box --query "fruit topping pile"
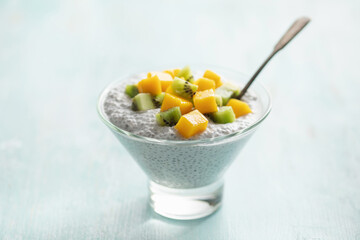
[125,66,252,138]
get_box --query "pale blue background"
[1,0,360,239]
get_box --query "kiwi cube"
[125,84,139,98]
[156,107,182,126]
[210,106,236,124]
[176,65,194,83]
[153,93,165,108]
[215,88,233,105]
[132,93,155,111]
[172,77,198,99]
[214,94,223,107]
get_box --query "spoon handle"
[237,17,311,100]
[273,17,311,52]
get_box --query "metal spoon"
[237,16,311,100]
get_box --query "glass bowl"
[97,65,271,220]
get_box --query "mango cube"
[226,99,252,118]
[160,81,172,92]
[203,70,222,88]
[175,110,208,138]
[194,77,216,91]
[151,72,173,92]
[160,80,172,92]
[193,89,218,114]
[165,85,177,95]
[173,69,180,76]
[160,93,193,114]
[138,73,162,95]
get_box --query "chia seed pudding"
[98,68,270,188]
[103,72,262,140]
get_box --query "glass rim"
[97,66,272,146]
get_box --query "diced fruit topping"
[194,77,216,91]
[152,92,165,108]
[171,77,198,99]
[160,93,193,114]
[217,82,241,98]
[193,89,218,114]
[210,106,236,124]
[215,94,223,107]
[215,88,233,105]
[125,85,139,98]
[203,70,222,88]
[138,73,162,95]
[150,72,173,92]
[125,66,255,139]
[226,99,252,118]
[132,93,156,111]
[175,110,208,138]
[176,66,194,83]
[156,107,182,126]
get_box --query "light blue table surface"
[1,0,360,239]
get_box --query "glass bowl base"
[149,179,223,220]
